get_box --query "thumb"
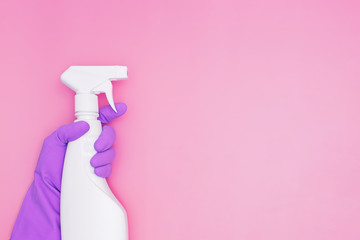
[98,102,127,124]
[56,121,90,144]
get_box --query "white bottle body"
[60,117,128,240]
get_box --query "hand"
[35,103,127,190]
[10,103,127,240]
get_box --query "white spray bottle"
[60,66,128,240]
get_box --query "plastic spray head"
[61,66,128,113]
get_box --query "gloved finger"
[56,121,90,144]
[94,164,112,178]
[94,126,116,152]
[91,147,115,168]
[98,102,127,124]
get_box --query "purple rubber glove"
[10,103,127,240]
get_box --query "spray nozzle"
[61,66,128,113]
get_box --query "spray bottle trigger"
[93,81,117,113]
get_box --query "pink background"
[1,0,360,239]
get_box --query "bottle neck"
[75,93,99,120]
[75,112,99,120]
